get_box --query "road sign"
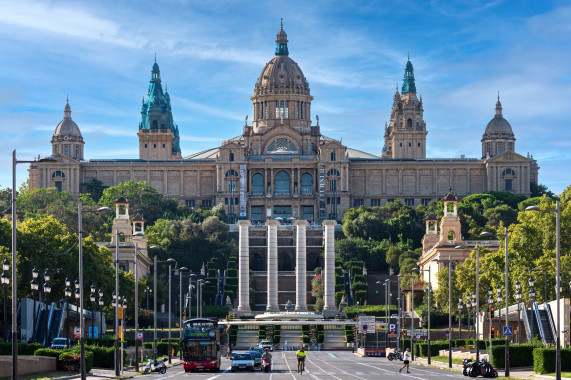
[389,323,396,333]
[118,306,124,320]
[137,332,143,340]
[358,315,376,333]
[503,326,513,336]
[74,327,81,339]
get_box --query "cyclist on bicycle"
[296,346,306,373]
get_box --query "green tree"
[385,245,401,268]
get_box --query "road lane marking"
[305,354,345,380]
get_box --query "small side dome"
[483,96,514,137]
[54,101,82,138]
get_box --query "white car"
[231,353,255,372]
[258,340,273,351]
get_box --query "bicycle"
[297,358,305,374]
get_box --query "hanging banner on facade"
[239,165,247,217]
[319,165,325,218]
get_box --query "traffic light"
[491,326,495,338]
[490,306,494,313]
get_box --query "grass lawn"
[427,355,464,365]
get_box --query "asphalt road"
[140,351,467,379]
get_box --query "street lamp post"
[528,269,548,304]
[385,279,390,349]
[90,285,96,341]
[472,291,479,360]
[488,288,494,361]
[167,258,176,364]
[75,282,81,342]
[65,278,72,342]
[496,285,503,336]
[515,281,522,344]
[30,269,39,343]
[465,295,471,339]
[98,289,104,338]
[152,255,176,361]
[431,255,455,368]
[526,202,561,380]
[179,267,189,358]
[1,260,9,342]
[11,150,57,379]
[458,298,463,339]
[413,267,431,364]
[43,272,52,345]
[529,277,536,342]
[456,244,481,361]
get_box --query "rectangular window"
[185,200,195,208]
[274,206,292,219]
[55,181,62,192]
[296,102,300,119]
[418,143,421,147]
[399,143,402,147]
[64,144,69,156]
[387,199,394,204]
[353,199,364,207]
[326,197,331,205]
[235,197,239,205]
[329,179,337,192]
[336,197,340,205]
[145,144,148,148]
[371,199,381,207]
[228,180,236,193]
[421,198,431,206]
[251,206,263,221]
[498,143,503,154]
[300,102,303,119]
[119,261,129,272]
[201,200,212,209]
[260,102,263,119]
[265,102,268,119]
[405,198,415,207]
[154,144,156,148]
[285,100,289,118]
[505,179,512,191]
[163,144,166,148]
[275,100,279,118]
[303,206,314,222]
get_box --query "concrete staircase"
[280,327,302,347]
[253,271,314,311]
[324,328,347,349]
[236,327,258,349]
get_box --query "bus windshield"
[181,340,217,360]
[183,320,217,339]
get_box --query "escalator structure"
[343,270,354,306]
[45,304,64,347]
[534,303,555,344]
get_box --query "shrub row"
[35,347,93,372]
[0,342,43,355]
[490,344,537,368]
[533,348,571,374]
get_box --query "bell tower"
[382,57,427,159]
[137,60,182,160]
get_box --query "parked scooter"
[462,358,498,378]
[388,351,403,361]
[143,358,168,374]
[262,357,272,373]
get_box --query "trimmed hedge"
[533,348,571,374]
[343,305,398,318]
[490,344,536,368]
[416,341,449,357]
[86,336,116,347]
[0,342,43,355]
[34,348,93,372]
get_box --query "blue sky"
[1,0,569,195]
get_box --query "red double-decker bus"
[181,318,221,372]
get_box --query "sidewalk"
[45,358,182,380]
[412,356,562,380]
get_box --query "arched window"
[407,118,413,129]
[267,138,298,154]
[331,152,336,161]
[225,169,238,177]
[229,152,234,162]
[252,173,264,194]
[51,171,66,179]
[447,231,455,242]
[301,173,313,194]
[327,169,340,176]
[502,168,516,176]
[275,172,290,194]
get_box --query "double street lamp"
[456,244,481,361]
[65,278,72,342]
[525,202,561,380]
[529,276,536,341]
[413,267,431,365]
[30,269,39,343]
[432,256,457,368]
[515,280,522,344]
[98,289,104,339]
[153,256,176,361]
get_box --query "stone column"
[266,220,279,312]
[322,220,337,317]
[294,220,308,312]
[237,220,251,314]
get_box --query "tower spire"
[495,91,503,116]
[401,56,416,93]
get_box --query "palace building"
[28,23,539,224]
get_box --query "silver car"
[231,352,255,372]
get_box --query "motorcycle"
[462,358,498,378]
[388,351,403,361]
[262,357,272,373]
[143,358,168,374]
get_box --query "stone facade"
[28,24,539,223]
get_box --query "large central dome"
[250,21,314,132]
[253,22,310,96]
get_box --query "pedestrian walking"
[399,348,411,373]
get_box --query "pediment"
[52,153,81,164]
[485,151,529,163]
[262,123,303,139]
